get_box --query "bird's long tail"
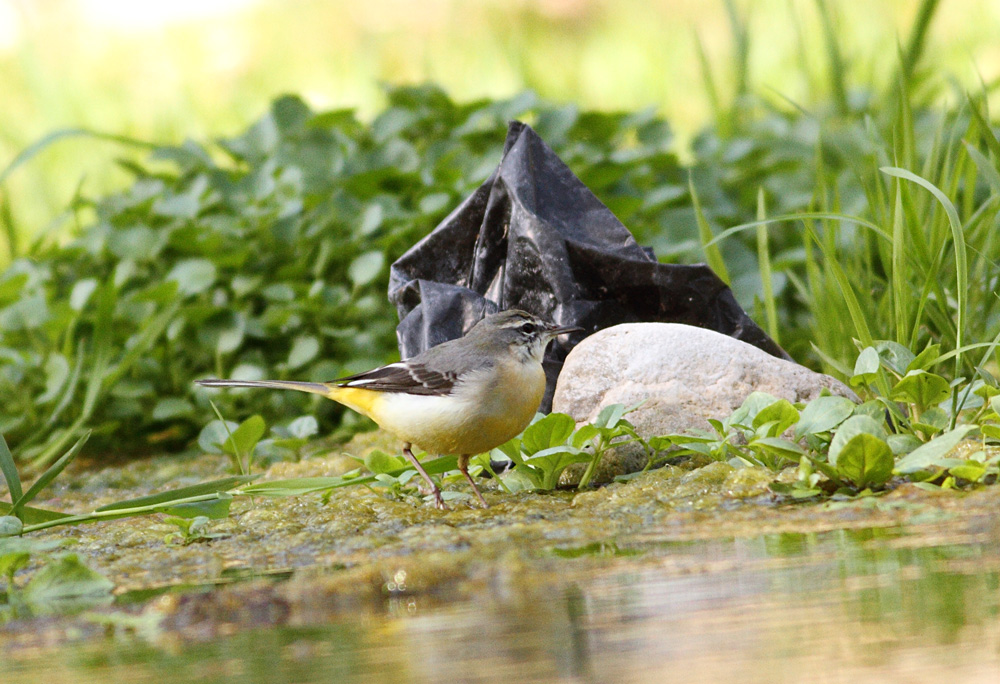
[196,379,331,397]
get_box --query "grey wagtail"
[196,310,581,509]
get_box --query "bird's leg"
[458,454,489,509]
[401,443,446,510]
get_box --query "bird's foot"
[417,482,448,510]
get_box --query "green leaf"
[907,343,942,372]
[0,515,23,537]
[0,433,22,504]
[752,437,806,457]
[240,456,458,497]
[222,415,267,458]
[895,425,978,474]
[0,545,30,576]
[0,501,72,525]
[729,392,781,429]
[287,416,319,439]
[752,399,799,437]
[158,493,233,519]
[851,347,880,387]
[166,258,217,296]
[911,406,949,435]
[152,398,195,421]
[948,461,986,482]
[94,476,255,512]
[198,419,239,454]
[365,449,404,475]
[836,434,894,489]
[593,404,627,430]
[348,251,385,288]
[571,424,602,448]
[794,396,856,437]
[874,340,916,375]
[829,416,886,467]
[37,354,70,404]
[521,413,576,454]
[10,431,90,518]
[891,370,951,408]
[287,336,320,370]
[887,433,922,455]
[69,278,99,312]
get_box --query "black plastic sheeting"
[389,121,790,411]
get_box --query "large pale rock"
[553,323,857,483]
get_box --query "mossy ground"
[3,430,1000,650]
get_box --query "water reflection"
[5,527,1000,683]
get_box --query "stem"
[20,492,228,534]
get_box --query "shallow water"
[5,526,1000,683]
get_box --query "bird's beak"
[546,323,585,337]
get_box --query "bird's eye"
[520,322,537,335]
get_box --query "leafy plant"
[486,404,650,492]
[163,515,227,545]
[0,88,692,465]
[663,342,1000,499]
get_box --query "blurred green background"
[3,0,999,247]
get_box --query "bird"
[196,309,582,509]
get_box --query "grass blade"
[0,128,156,187]
[0,433,23,503]
[0,501,72,525]
[814,0,849,115]
[900,0,940,84]
[756,188,779,343]
[94,476,256,512]
[890,184,909,345]
[881,166,968,373]
[690,174,730,284]
[10,431,91,519]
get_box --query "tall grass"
[695,0,1000,381]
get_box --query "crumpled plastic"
[389,121,790,410]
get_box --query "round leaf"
[829,415,887,467]
[198,419,239,454]
[167,259,217,296]
[835,434,894,489]
[288,415,319,439]
[287,335,320,369]
[69,279,99,312]
[348,251,385,288]
[891,370,951,408]
[794,395,856,438]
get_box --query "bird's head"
[470,310,583,363]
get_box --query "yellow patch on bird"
[326,386,385,419]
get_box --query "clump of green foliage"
[0,88,693,464]
[661,340,1000,498]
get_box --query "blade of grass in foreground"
[9,431,91,520]
[0,434,23,504]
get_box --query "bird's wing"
[332,361,459,396]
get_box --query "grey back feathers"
[197,310,568,399]
[334,310,560,396]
